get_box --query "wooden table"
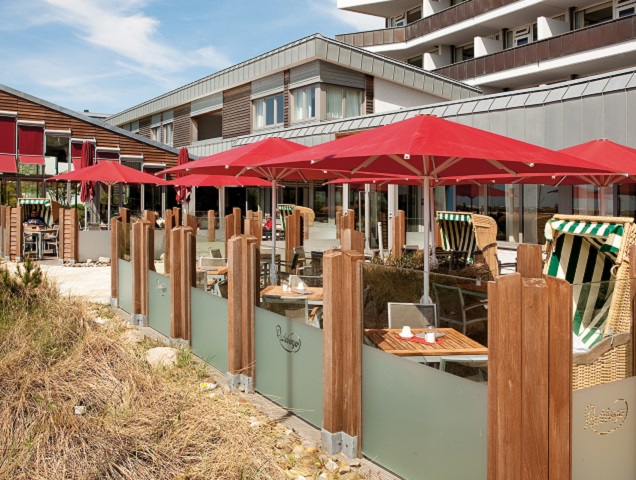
[196,266,228,296]
[197,266,228,276]
[364,328,488,372]
[260,284,324,305]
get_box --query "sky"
[0,0,383,116]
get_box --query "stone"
[144,347,178,368]
[98,256,110,263]
[324,459,338,472]
[86,259,93,264]
[292,445,305,455]
[348,459,361,467]
[93,317,108,325]
[338,464,351,474]
[121,330,145,344]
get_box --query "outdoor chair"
[435,211,500,278]
[208,248,223,258]
[432,284,488,335]
[276,204,295,232]
[43,228,59,257]
[387,303,437,329]
[23,231,40,258]
[199,257,226,267]
[544,214,636,390]
[262,294,321,328]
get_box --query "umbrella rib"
[387,155,422,176]
[430,157,460,176]
[486,159,517,176]
[351,155,380,175]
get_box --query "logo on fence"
[584,399,628,435]
[276,325,301,353]
[156,279,167,296]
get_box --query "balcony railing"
[432,15,636,82]
[335,0,519,48]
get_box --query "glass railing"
[118,222,132,261]
[190,287,229,373]
[147,269,170,337]
[117,258,133,314]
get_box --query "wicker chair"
[543,214,636,390]
[435,211,499,278]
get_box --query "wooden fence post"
[143,210,157,227]
[132,220,153,326]
[322,249,364,458]
[244,216,262,248]
[172,206,181,227]
[184,213,198,232]
[169,227,182,339]
[390,210,406,257]
[341,228,364,255]
[227,234,259,392]
[488,260,572,480]
[232,207,242,237]
[59,208,79,263]
[517,244,543,278]
[5,206,24,262]
[169,227,195,342]
[336,211,342,239]
[341,209,355,231]
[0,206,5,258]
[284,209,304,266]
[119,207,130,224]
[110,216,122,307]
[225,213,235,255]
[631,245,636,377]
[207,210,216,241]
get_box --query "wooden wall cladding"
[365,75,374,115]
[173,104,192,148]
[0,90,179,167]
[139,116,151,139]
[222,83,251,139]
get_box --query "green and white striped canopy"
[545,218,624,348]
[436,212,476,263]
[19,198,52,206]
[277,204,295,231]
[19,198,54,227]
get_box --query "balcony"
[432,15,636,88]
[336,0,520,48]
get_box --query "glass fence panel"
[153,228,166,272]
[194,234,226,261]
[119,223,132,261]
[147,269,171,338]
[191,287,229,373]
[254,306,323,427]
[572,376,636,479]
[118,259,133,314]
[362,345,487,480]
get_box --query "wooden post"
[169,227,182,339]
[172,206,181,227]
[244,217,262,248]
[322,249,364,458]
[164,209,175,274]
[341,209,355,231]
[143,210,157,227]
[225,213,235,255]
[169,227,195,341]
[110,216,121,306]
[488,268,572,480]
[132,220,152,325]
[232,207,242,237]
[184,213,198,232]
[119,207,130,224]
[207,210,216,241]
[631,245,636,377]
[336,211,342,239]
[59,208,79,263]
[227,234,259,392]
[5,206,25,261]
[341,228,364,255]
[391,210,406,257]
[517,244,543,278]
[303,211,310,240]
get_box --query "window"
[255,94,284,128]
[292,86,316,122]
[388,14,405,27]
[406,6,422,24]
[162,122,173,146]
[616,0,636,17]
[150,126,161,142]
[453,43,474,62]
[575,2,613,29]
[326,86,362,120]
[505,25,532,48]
[407,55,423,68]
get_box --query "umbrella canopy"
[166,174,272,188]
[258,115,615,178]
[175,147,191,204]
[79,141,96,203]
[49,161,169,185]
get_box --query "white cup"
[298,281,305,290]
[282,284,290,292]
[399,326,413,338]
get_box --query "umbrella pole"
[84,202,88,231]
[270,180,277,285]
[599,186,607,216]
[429,186,437,266]
[423,176,431,303]
[107,184,112,231]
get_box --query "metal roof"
[0,84,197,160]
[106,33,481,126]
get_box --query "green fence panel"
[254,306,323,427]
[190,287,229,373]
[362,345,487,479]
[148,269,171,338]
[118,259,133,314]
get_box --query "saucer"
[398,333,414,339]
[292,289,313,295]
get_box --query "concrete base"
[132,314,148,327]
[226,372,254,393]
[110,297,119,309]
[321,430,359,459]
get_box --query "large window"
[326,86,363,120]
[575,2,613,28]
[292,86,316,122]
[255,94,284,128]
[453,43,474,62]
[151,126,161,142]
[406,6,422,24]
[162,122,173,146]
[407,55,423,68]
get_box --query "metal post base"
[132,314,148,327]
[170,338,190,349]
[321,430,359,459]
[110,297,119,309]
[15,256,22,263]
[226,373,254,393]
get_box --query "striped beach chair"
[544,214,636,389]
[277,204,295,231]
[436,211,499,278]
[19,198,61,227]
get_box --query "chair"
[43,228,59,257]
[435,211,500,278]
[23,231,39,258]
[544,214,636,390]
[432,284,487,335]
[199,257,227,267]
[388,303,437,329]
[262,295,309,323]
[208,248,222,258]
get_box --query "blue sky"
[0,0,383,115]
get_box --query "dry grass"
[0,273,300,479]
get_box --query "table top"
[197,266,228,275]
[364,328,488,357]
[24,227,56,233]
[261,284,324,302]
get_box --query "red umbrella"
[175,147,191,205]
[166,174,273,188]
[259,115,617,298]
[78,142,95,229]
[50,161,168,230]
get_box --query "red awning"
[0,116,16,155]
[96,150,119,162]
[0,154,17,173]
[18,124,44,165]
[18,155,45,165]
[166,174,273,188]
[48,160,169,185]
[71,141,84,169]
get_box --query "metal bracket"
[321,430,359,459]
[110,297,119,309]
[226,373,254,393]
[132,314,148,327]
